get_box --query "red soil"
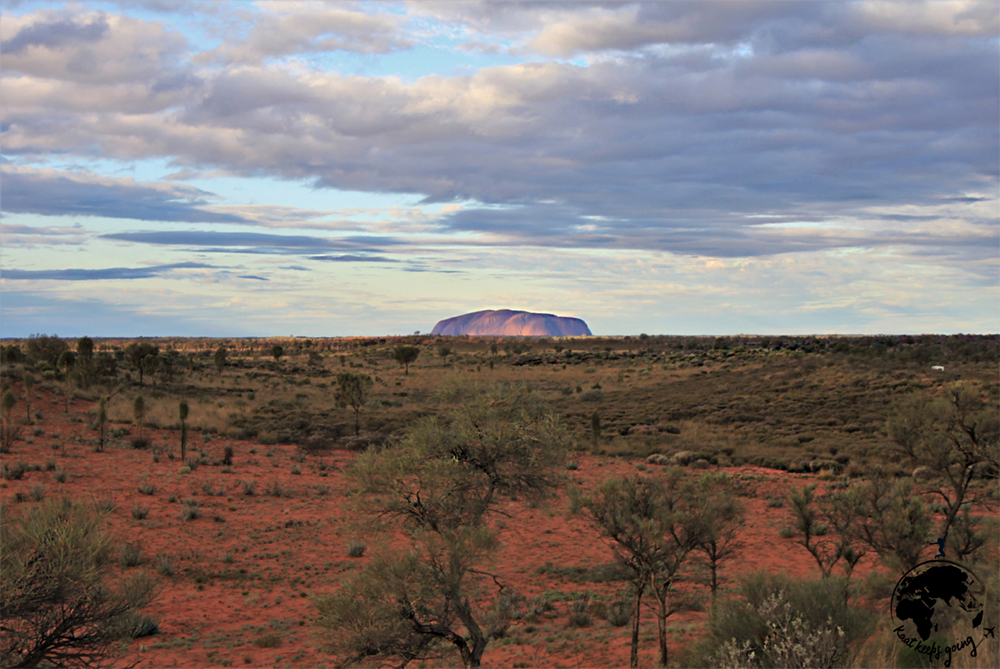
[0,385,953,669]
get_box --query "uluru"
[431,309,592,337]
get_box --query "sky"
[1,0,997,338]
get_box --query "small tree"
[213,347,227,375]
[95,398,107,453]
[585,473,703,668]
[124,342,158,386]
[57,350,76,414]
[0,498,160,668]
[849,476,932,572]
[76,336,95,388]
[133,396,146,442]
[689,472,745,603]
[1,390,19,453]
[887,383,999,553]
[438,346,452,363]
[271,345,283,363]
[591,411,601,446]
[335,372,373,436]
[22,373,33,423]
[392,346,420,375]
[178,400,189,462]
[315,381,568,669]
[788,484,865,580]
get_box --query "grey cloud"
[237,275,269,281]
[1,167,248,223]
[1,9,189,84]
[308,255,398,263]
[2,14,108,54]
[3,2,996,263]
[100,231,402,256]
[2,262,215,281]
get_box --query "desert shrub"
[240,479,256,496]
[290,465,302,475]
[347,540,366,558]
[29,485,45,502]
[603,596,632,627]
[53,470,67,483]
[695,571,874,668]
[93,498,116,513]
[254,633,282,648]
[154,554,175,576]
[119,542,143,567]
[137,483,156,495]
[222,445,233,466]
[118,612,159,639]
[580,389,604,402]
[131,506,149,520]
[566,599,591,628]
[44,458,56,471]
[1,461,27,480]
[181,506,201,521]
[130,437,150,450]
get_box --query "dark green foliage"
[2,389,19,453]
[25,334,68,367]
[391,345,420,374]
[271,345,283,362]
[125,342,159,386]
[213,346,227,374]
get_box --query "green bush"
[693,572,874,668]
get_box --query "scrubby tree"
[315,382,569,669]
[133,396,146,443]
[124,342,158,386]
[438,345,452,362]
[392,345,420,375]
[213,346,227,375]
[0,498,160,668]
[95,398,107,453]
[887,383,999,553]
[849,475,932,572]
[585,473,703,668]
[591,411,601,446]
[271,345,283,362]
[788,484,865,580]
[76,337,95,388]
[22,373,33,423]
[689,472,745,602]
[1,390,19,453]
[178,400,189,462]
[57,350,76,414]
[25,334,67,367]
[335,372,373,436]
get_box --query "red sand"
[0,385,942,668]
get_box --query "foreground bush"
[694,571,874,668]
[1,498,160,668]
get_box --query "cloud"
[99,230,404,256]
[1,166,248,223]
[237,274,269,281]
[2,261,215,281]
[198,3,413,64]
[308,254,397,263]
[0,9,189,84]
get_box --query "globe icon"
[891,560,985,643]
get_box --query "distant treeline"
[2,332,997,374]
